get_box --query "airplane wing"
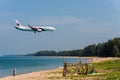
[28,24,41,33]
[39,27,46,31]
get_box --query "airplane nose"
[53,27,56,30]
[50,27,56,31]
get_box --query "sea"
[0,56,90,77]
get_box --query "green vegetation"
[46,59,120,80]
[65,59,120,80]
[94,60,120,70]
[93,59,120,80]
[27,37,120,57]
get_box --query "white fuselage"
[15,20,56,33]
[15,26,32,31]
[15,26,56,32]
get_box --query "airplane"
[15,20,56,33]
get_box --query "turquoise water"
[0,56,87,77]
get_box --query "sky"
[0,0,120,55]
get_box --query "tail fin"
[16,20,21,26]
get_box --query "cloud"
[29,16,84,25]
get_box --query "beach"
[90,57,118,63]
[0,68,63,80]
[0,57,118,80]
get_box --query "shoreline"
[0,68,63,80]
[0,57,118,80]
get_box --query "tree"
[83,44,96,56]
[26,37,120,57]
[112,45,120,57]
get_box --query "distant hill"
[27,37,120,57]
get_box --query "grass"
[94,60,120,71]
[66,59,120,80]
[94,59,120,79]
[90,59,120,80]
[48,59,120,80]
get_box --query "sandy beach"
[88,57,118,63]
[0,68,64,80]
[0,57,118,80]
